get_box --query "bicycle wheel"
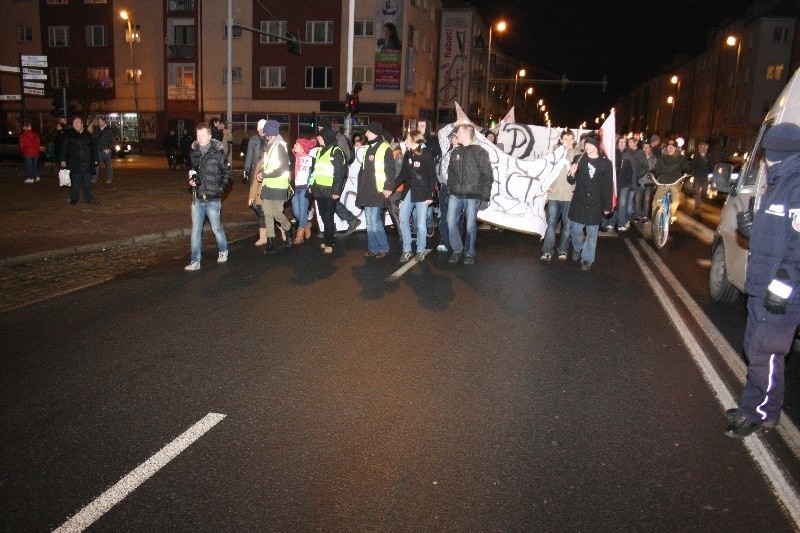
[652,206,669,249]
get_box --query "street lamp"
[670,75,681,135]
[120,10,140,142]
[513,68,526,109]
[725,34,742,156]
[523,87,533,123]
[667,95,675,135]
[483,20,506,127]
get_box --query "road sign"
[21,61,47,68]
[0,94,22,101]
[23,88,45,96]
[21,55,47,62]
[23,81,45,89]
[0,65,20,73]
[22,68,45,75]
[23,74,47,81]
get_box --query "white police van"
[710,66,800,302]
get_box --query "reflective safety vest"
[310,146,342,187]
[261,140,289,189]
[364,141,390,191]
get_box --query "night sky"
[466,0,759,128]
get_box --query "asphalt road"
[2,217,798,530]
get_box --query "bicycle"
[650,173,690,249]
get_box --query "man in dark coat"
[60,116,98,205]
[567,134,613,271]
[691,141,714,215]
[357,121,395,258]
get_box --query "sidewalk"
[0,154,257,265]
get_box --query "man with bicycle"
[652,140,691,222]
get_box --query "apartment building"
[0,0,442,150]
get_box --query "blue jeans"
[625,188,636,222]
[447,195,480,258]
[291,187,309,228]
[94,150,114,181]
[570,222,599,265]
[190,198,228,262]
[23,156,38,180]
[399,194,428,253]
[541,200,571,255]
[438,183,450,250]
[364,206,389,253]
[605,187,630,228]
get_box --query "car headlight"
[115,144,121,151]
[126,144,131,151]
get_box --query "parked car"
[682,157,741,200]
[0,135,49,162]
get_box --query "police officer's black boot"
[285,225,296,248]
[263,237,276,255]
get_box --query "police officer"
[725,122,800,438]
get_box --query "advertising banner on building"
[437,11,472,110]
[374,0,404,90]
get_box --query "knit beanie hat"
[763,123,800,161]
[263,120,280,136]
[296,137,317,154]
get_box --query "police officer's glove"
[736,209,753,239]
[478,200,489,211]
[765,268,792,314]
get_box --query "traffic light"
[287,31,301,55]
[51,88,66,117]
[346,93,359,115]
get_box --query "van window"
[741,122,772,187]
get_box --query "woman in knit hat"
[291,137,318,244]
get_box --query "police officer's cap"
[763,123,800,161]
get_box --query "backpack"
[336,132,355,165]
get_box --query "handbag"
[58,168,71,187]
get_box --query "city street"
[2,176,800,529]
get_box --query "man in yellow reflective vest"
[356,122,395,258]
[248,120,294,254]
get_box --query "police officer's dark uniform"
[725,122,800,438]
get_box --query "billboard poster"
[374,0,404,90]
[437,11,472,110]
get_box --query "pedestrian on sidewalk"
[19,121,41,184]
[184,123,231,272]
[60,116,98,205]
[92,117,115,184]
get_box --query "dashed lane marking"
[54,412,226,533]
[385,249,431,282]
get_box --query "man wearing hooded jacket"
[725,122,800,438]
[358,121,395,258]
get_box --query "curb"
[1,221,258,267]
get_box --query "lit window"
[87,67,113,88]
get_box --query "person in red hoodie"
[19,122,41,184]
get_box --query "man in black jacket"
[184,123,231,271]
[691,141,714,216]
[60,116,98,205]
[92,116,115,184]
[446,123,493,265]
[567,134,613,271]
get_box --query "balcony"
[167,44,196,59]
[167,0,195,13]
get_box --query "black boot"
[263,237,276,255]
[285,225,295,248]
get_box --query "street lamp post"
[667,96,675,136]
[523,87,533,123]
[483,21,506,127]
[513,68,526,110]
[725,35,742,156]
[669,75,681,136]
[120,10,140,142]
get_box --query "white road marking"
[627,239,800,526]
[385,249,431,282]
[54,412,226,533]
